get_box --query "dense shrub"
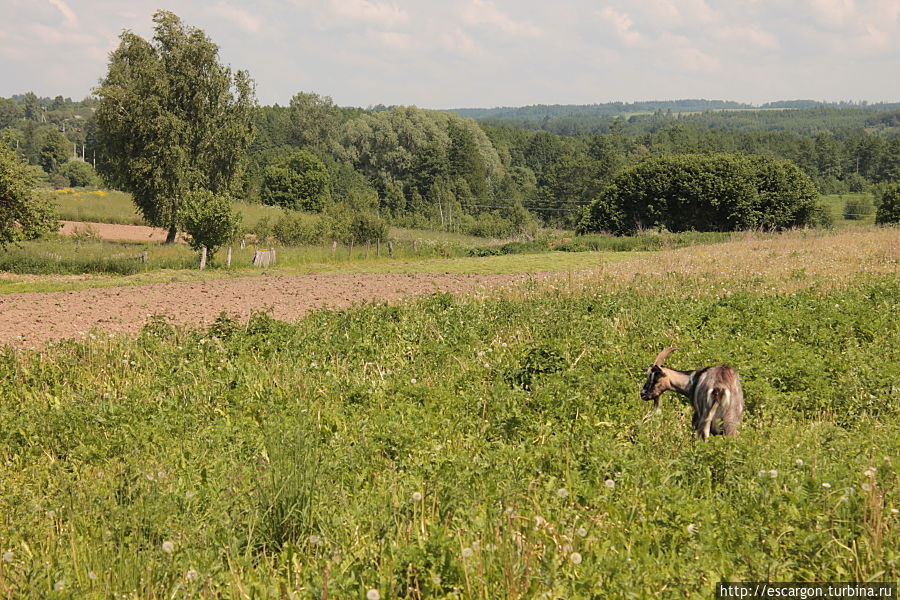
[875,183,900,225]
[578,154,822,235]
[59,160,100,187]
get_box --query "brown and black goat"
[640,347,744,441]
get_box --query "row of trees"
[3,10,899,253]
[577,154,824,236]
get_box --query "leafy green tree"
[260,150,330,211]
[22,92,40,121]
[578,154,820,235]
[875,184,900,225]
[94,10,255,243]
[0,98,21,129]
[0,145,57,247]
[38,129,69,174]
[178,189,241,257]
[288,92,343,150]
[60,160,99,187]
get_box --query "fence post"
[199,247,207,270]
[413,239,418,254]
[376,239,380,257]
[226,246,232,268]
[140,251,148,263]
[388,240,394,257]
[332,240,337,257]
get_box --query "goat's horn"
[653,347,678,366]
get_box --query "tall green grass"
[0,272,896,598]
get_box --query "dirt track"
[0,273,522,349]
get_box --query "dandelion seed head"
[366,589,381,600]
[570,552,583,565]
[54,581,65,591]
[864,467,877,478]
[795,459,804,466]
[186,569,199,581]
[604,479,616,489]
[308,535,321,545]
[162,541,175,554]
[576,527,588,537]
[88,571,97,581]
[557,487,569,498]
[2,551,12,563]
[861,482,873,492]
[461,547,473,558]
[410,378,417,384]
[769,469,778,478]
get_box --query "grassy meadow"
[0,229,897,598]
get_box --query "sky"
[1,0,898,109]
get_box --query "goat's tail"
[710,387,730,409]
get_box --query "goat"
[640,347,744,441]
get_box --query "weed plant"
[0,267,896,597]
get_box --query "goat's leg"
[698,399,720,441]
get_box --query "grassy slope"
[0,230,897,598]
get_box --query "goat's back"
[693,365,744,435]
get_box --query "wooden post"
[240,239,246,249]
[140,251,148,263]
[271,248,276,265]
[348,240,353,257]
[199,247,207,270]
[332,240,337,257]
[376,239,381,257]
[226,246,232,268]
[413,239,418,254]
[366,241,370,258]
[388,240,394,257]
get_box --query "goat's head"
[640,347,678,406]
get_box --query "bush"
[875,183,900,225]
[178,189,242,255]
[261,150,331,211]
[60,160,100,187]
[578,154,820,235]
[0,146,58,247]
[272,212,322,246]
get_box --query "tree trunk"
[165,225,177,244]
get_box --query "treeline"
[2,89,899,238]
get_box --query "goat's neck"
[662,367,695,398]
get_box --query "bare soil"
[59,221,187,243]
[0,273,523,348]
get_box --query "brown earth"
[0,273,524,349]
[59,221,187,243]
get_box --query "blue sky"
[1,0,898,108]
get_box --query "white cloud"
[715,25,779,50]
[597,7,642,46]
[48,0,78,27]
[371,30,416,51]
[807,0,856,28]
[440,27,484,59]
[215,2,264,34]
[676,45,720,73]
[330,0,410,28]
[462,0,541,37]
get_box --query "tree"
[39,129,69,174]
[178,189,241,258]
[260,150,330,211]
[0,145,57,248]
[578,154,821,235]
[60,160,100,187]
[94,10,255,243]
[875,183,900,225]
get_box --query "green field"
[0,231,897,598]
[819,193,877,227]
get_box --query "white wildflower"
[410,378,417,384]
[412,491,423,502]
[162,541,175,554]
[861,482,873,492]
[570,552,583,565]
[795,459,804,466]
[366,589,381,600]
[186,569,199,581]
[557,488,569,499]
[864,467,877,478]
[88,571,97,581]
[461,547,473,559]
[2,551,12,563]
[576,527,588,537]
[686,523,698,536]
[769,470,778,479]
[822,482,832,489]
[54,581,65,591]
[604,479,616,489]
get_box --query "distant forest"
[2,92,899,236]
